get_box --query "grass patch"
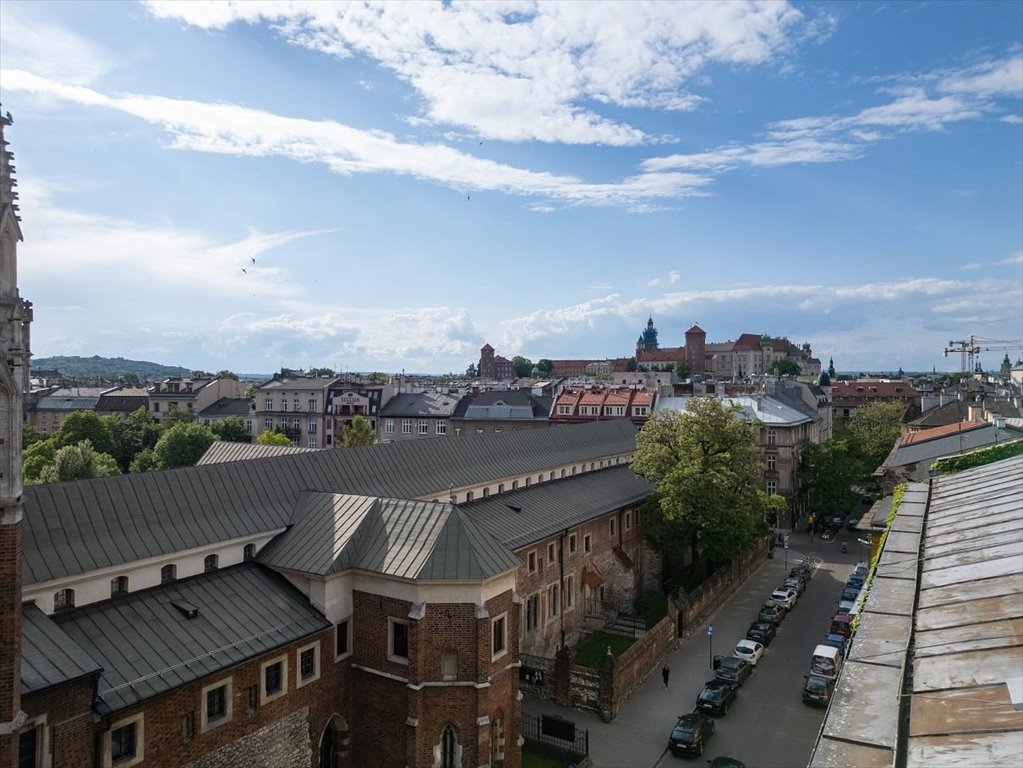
[573,630,637,668]
[522,745,569,768]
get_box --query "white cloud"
[938,56,1023,99]
[1001,114,1023,124]
[999,250,1023,266]
[960,262,981,270]
[0,5,111,85]
[1,69,712,208]
[143,0,807,145]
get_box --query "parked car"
[668,712,716,757]
[810,644,843,679]
[836,598,855,615]
[783,576,806,596]
[830,613,852,638]
[846,513,863,530]
[746,621,777,647]
[840,586,860,602]
[714,655,753,687]
[771,587,798,610]
[790,563,813,581]
[825,513,845,528]
[846,574,866,590]
[707,758,747,768]
[734,639,765,667]
[696,679,738,716]
[758,600,786,626]
[822,633,849,657]
[802,673,836,706]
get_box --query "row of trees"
[22,408,378,485]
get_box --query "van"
[830,614,851,638]
[810,644,842,679]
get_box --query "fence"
[521,712,589,759]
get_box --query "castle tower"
[685,324,706,375]
[479,343,495,379]
[0,109,31,763]
[637,316,658,358]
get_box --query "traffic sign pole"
[707,624,714,669]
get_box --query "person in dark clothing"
[662,665,670,689]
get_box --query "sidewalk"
[521,531,824,768]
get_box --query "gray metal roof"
[21,603,101,695]
[23,419,637,585]
[452,390,552,421]
[379,392,461,418]
[259,493,521,580]
[462,466,653,550]
[197,397,252,418]
[196,440,323,465]
[32,395,101,411]
[656,395,812,426]
[886,423,1017,470]
[53,564,328,714]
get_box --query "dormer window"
[204,555,219,572]
[53,588,75,612]
[111,576,129,598]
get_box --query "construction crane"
[943,335,1023,376]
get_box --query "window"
[436,421,447,435]
[108,714,143,767]
[418,420,429,435]
[293,397,301,411]
[525,477,531,487]
[583,534,591,553]
[565,575,575,610]
[18,725,41,768]
[442,649,457,680]
[297,641,320,687]
[264,417,274,430]
[766,454,777,471]
[389,619,409,663]
[385,418,394,434]
[547,584,559,619]
[245,420,252,434]
[609,518,616,537]
[281,398,288,412]
[633,406,648,416]
[201,679,232,731]
[181,712,194,744]
[492,613,507,658]
[767,481,777,495]
[568,534,576,554]
[243,544,256,561]
[525,594,539,633]
[560,469,566,478]
[402,419,413,434]
[767,428,777,445]
[308,435,318,448]
[111,576,129,597]
[465,490,474,502]
[625,511,632,530]
[547,543,556,565]
[527,551,537,573]
[511,480,518,490]
[308,419,317,433]
[335,619,351,659]
[260,656,287,704]
[308,398,316,411]
[204,554,218,572]
[557,405,572,415]
[498,483,504,493]
[153,402,160,412]
[490,717,505,766]
[292,417,301,430]
[549,472,555,481]
[438,725,460,768]
[53,588,74,612]
[482,488,489,498]
[264,398,273,410]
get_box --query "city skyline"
[1,0,1021,374]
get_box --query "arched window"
[482,488,489,498]
[491,712,505,767]
[111,576,129,597]
[435,725,460,768]
[243,544,256,561]
[53,588,75,612]
[204,554,219,572]
[161,564,177,583]
[465,491,474,502]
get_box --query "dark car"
[668,712,716,757]
[707,759,746,768]
[758,600,785,626]
[846,513,863,530]
[746,620,777,646]
[789,564,813,582]
[713,656,753,687]
[840,586,860,603]
[696,679,738,716]
[847,574,866,589]
[802,673,836,706]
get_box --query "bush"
[931,439,1023,474]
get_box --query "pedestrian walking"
[662,665,670,689]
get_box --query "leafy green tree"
[798,439,862,519]
[103,407,162,472]
[626,357,638,372]
[632,398,764,567]
[121,372,141,387]
[23,438,58,484]
[129,448,160,473]
[769,360,800,376]
[162,404,194,426]
[848,401,905,471]
[675,359,689,380]
[308,367,335,378]
[216,369,240,381]
[340,414,376,447]
[53,410,118,457]
[190,370,214,379]
[537,359,554,375]
[210,416,251,443]
[510,356,533,377]
[36,440,120,483]
[153,422,216,469]
[465,363,478,378]
[22,426,46,450]
[256,430,293,446]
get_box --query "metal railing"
[521,713,588,758]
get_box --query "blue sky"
[1,0,1021,375]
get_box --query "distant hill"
[32,355,190,382]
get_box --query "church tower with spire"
[0,108,32,763]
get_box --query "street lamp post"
[708,624,714,669]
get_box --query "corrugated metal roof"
[885,423,1016,469]
[196,397,252,418]
[378,392,460,418]
[462,466,653,550]
[53,564,328,714]
[24,419,637,585]
[260,493,520,580]
[32,395,100,411]
[656,395,812,425]
[196,440,323,465]
[21,603,101,695]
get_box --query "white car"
[783,576,805,595]
[771,587,798,610]
[734,638,765,667]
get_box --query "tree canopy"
[340,414,376,447]
[210,416,251,443]
[256,430,293,446]
[153,422,216,469]
[769,359,800,377]
[37,440,120,483]
[632,398,767,566]
[848,401,905,471]
[798,439,862,518]
[510,356,533,377]
[536,359,554,375]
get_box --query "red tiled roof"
[686,325,705,335]
[900,419,988,446]
[637,347,685,362]
[481,343,493,351]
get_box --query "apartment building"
[550,386,656,425]
[253,374,337,448]
[148,376,247,424]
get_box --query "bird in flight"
[241,268,247,274]
[251,257,256,264]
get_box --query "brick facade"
[21,677,96,768]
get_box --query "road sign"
[707,625,714,636]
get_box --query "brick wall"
[183,707,311,768]
[21,676,95,768]
[0,519,22,765]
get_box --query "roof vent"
[506,505,523,514]
[172,600,200,619]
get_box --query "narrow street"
[522,530,867,768]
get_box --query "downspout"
[558,529,567,649]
